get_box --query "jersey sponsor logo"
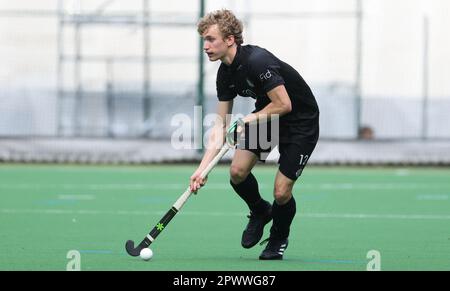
[241,89,257,99]
[246,78,255,88]
[228,84,236,89]
[259,69,272,81]
[295,168,304,178]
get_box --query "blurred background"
[1,0,450,165]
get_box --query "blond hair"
[197,9,243,45]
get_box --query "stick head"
[125,240,144,257]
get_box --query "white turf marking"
[1,208,450,220]
[0,183,232,190]
[1,182,450,191]
[416,194,449,201]
[57,195,95,200]
[299,213,450,220]
[395,169,411,176]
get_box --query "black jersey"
[216,45,319,142]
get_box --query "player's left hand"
[190,171,208,194]
[226,118,245,147]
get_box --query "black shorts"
[237,122,318,181]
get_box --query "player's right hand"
[190,171,208,194]
[226,118,245,147]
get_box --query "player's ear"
[225,35,235,47]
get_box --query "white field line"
[415,194,449,201]
[57,194,95,200]
[299,213,450,220]
[1,182,450,191]
[1,208,450,220]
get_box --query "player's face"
[202,24,233,62]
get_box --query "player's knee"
[273,184,292,205]
[230,165,249,184]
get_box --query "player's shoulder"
[243,45,277,66]
[217,62,229,79]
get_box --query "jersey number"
[299,155,309,166]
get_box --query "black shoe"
[241,208,272,249]
[259,237,288,260]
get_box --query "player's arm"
[190,100,233,192]
[225,85,292,146]
[242,51,292,125]
[243,85,291,125]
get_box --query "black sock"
[270,196,296,239]
[230,173,270,214]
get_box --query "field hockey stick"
[125,144,231,256]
